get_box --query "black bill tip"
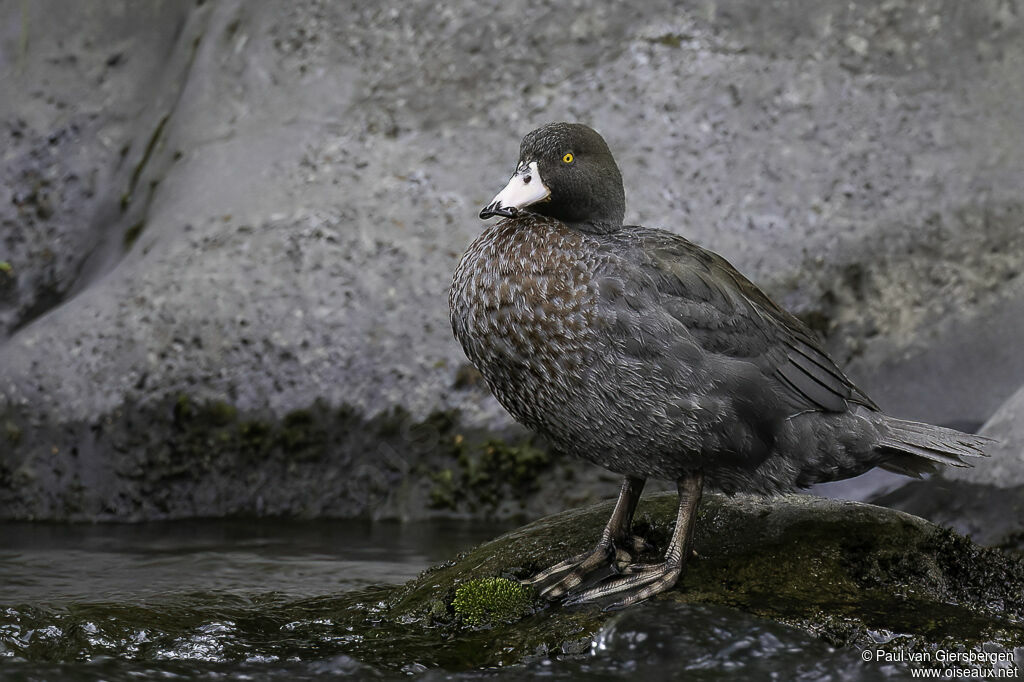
[479,202,519,220]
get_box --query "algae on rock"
[3,493,1022,672]
[345,492,1024,670]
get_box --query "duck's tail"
[876,416,992,478]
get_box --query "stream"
[0,518,919,680]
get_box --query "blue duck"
[449,122,989,609]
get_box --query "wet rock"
[875,384,1024,550]
[0,394,629,521]
[2,0,1023,519]
[352,492,1024,669]
[3,492,1021,672]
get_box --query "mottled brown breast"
[449,215,602,433]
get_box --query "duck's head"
[480,122,625,231]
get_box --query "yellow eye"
[562,152,574,164]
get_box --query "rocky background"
[1,0,1022,533]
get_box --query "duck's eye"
[562,152,574,164]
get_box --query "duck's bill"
[479,161,550,219]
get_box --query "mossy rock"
[5,493,1022,671]
[332,492,1024,669]
[428,436,552,513]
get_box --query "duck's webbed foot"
[563,472,704,611]
[523,532,650,599]
[562,560,682,610]
[522,476,646,600]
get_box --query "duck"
[448,122,989,609]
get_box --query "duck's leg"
[564,471,704,610]
[524,476,646,599]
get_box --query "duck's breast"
[449,216,602,431]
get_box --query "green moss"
[0,261,12,274]
[164,396,440,475]
[477,440,549,490]
[426,435,553,514]
[451,577,533,627]
[127,114,169,198]
[468,440,549,508]
[429,468,458,510]
[237,419,273,459]
[452,363,484,389]
[173,394,193,422]
[123,221,145,249]
[4,420,21,445]
[206,400,237,426]
[369,405,408,438]
[166,395,247,474]
[647,33,684,48]
[278,408,326,460]
[112,394,555,519]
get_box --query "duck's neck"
[564,218,624,235]
[530,196,625,234]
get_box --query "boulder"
[0,2,198,337]
[876,383,1024,549]
[947,384,1024,489]
[2,0,1023,519]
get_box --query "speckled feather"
[451,214,900,493]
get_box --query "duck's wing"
[596,229,878,414]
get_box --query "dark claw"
[479,203,519,219]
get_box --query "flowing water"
[0,518,924,680]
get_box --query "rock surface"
[947,385,1024,489]
[876,383,1024,550]
[2,0,1023,519]
[360,492,1024,669]
[6,493,1021,672]
[0,1,196,337]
